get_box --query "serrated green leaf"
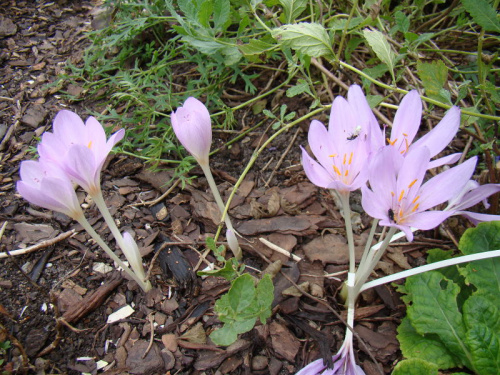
[395,11,410,33]
[362,28,396,81]
[198,0,213,28]
[405,272,470,367]
[238,39,275,55]
[416,60,450,103]
[365,94,383,108]
[391,358,439,375]
[459,222,500,307]
[286,79,314,97]
[463,294,500,375]
[397,317,458,369]
[213,0,230,30]
[462,0,500,33]
[272,23,334,58]
[278,0,308,24]
[329,16,364,31]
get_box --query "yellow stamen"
[411,195,420,204]
[403,132,408,137]
[387,138,397,146]
[87,141,92,148]
[411,203,420,212]
[408,179,418,188]
[398,190,405,202]
[329,154,337,158]
[345,170,349,177]
[391,191,395,197]
[348,152,353,165]
[333,165,341,176]
[343,154,347,165]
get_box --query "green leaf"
[209,318,257,346]
[397,317,458,369]
[278,0,308,24]
[197,259,240,280]
[272,23,334,58]
[395,11,410,33]
[463,295,500,374]
[238,39,275,55]
[213,0,230,30]
[462,0,500,33]
[391,358,439,375]
[255,274,274,323]
[362,28,396,81]
[286,79,314,97]
[416,60,450,104]
[404,271,471,367]
[226,273,256,313]
[459,221,500,307]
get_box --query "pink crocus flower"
[17,159,83,220]
[301,85,381,192]
[171,97,212,167]
[38,110,125,196]
[444,180,500,224]
[361,146,478,241]
[387,90,461,168]
[296,336,365,375]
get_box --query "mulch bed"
[0,2,459,374]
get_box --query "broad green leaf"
[213,0,230,30]
[395,11,410,33]
[416,60,450,104]
[397,317,458,369]
[366,94,383,108]
[197,259,239,280]
[362,28,396,81]
[459,222,500,307]
[391,358,438,375]
[328,16,364,31]
[462,0,500,33]
[463,295,500,374]
[255,274,274,323]
[198,0,213,28]
[278,0,308,24]
[220,46,242,65]
[238,39,275,55]
[227,273,256,312]
[209,317,257,346]
[181,35,222,54]
[405,272,470,367]
[272,23,334,58]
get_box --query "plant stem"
[76,216,151,292]
[360,249,500,293]
[337,191,356,274]
[91,190,152,291]
[199,162,242,260]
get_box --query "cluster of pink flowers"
[299,85,500,374]
[17,110,151,292]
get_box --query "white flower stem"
[199,163,242,259]
[91,190,152,291]
[76,215,151,291]
[360,249,500,293]
[359,218,379,268]
[336,191,356,274]
[353,226,397,296]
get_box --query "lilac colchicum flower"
[38,110,125,196]
[171,97,212,167]
[296,336,365,375]
[301,85,379,192]
[17,159,83,220]
[444,180,500,224]
[171,98,241,259]
[361,146,479,242]
[387,90,461,168]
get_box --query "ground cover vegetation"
[1,0,499,373]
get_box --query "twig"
[142,313,155,359]
[259,237,302,262]
[265,127,302,186]
[127,179,181,207]
[0,229,76,259]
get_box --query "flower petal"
[412,106,460,157]
[53,110,86,145]
[418,157,477,211]
[390,90,422,149]
[450,183,500,211]
[405,210,454,231]
[428,153,461,169]
[328,95,356,136]
[301,146,334,189]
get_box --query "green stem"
[337,61,500,121]
[335,0,358,62]
[76,215,151,292]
